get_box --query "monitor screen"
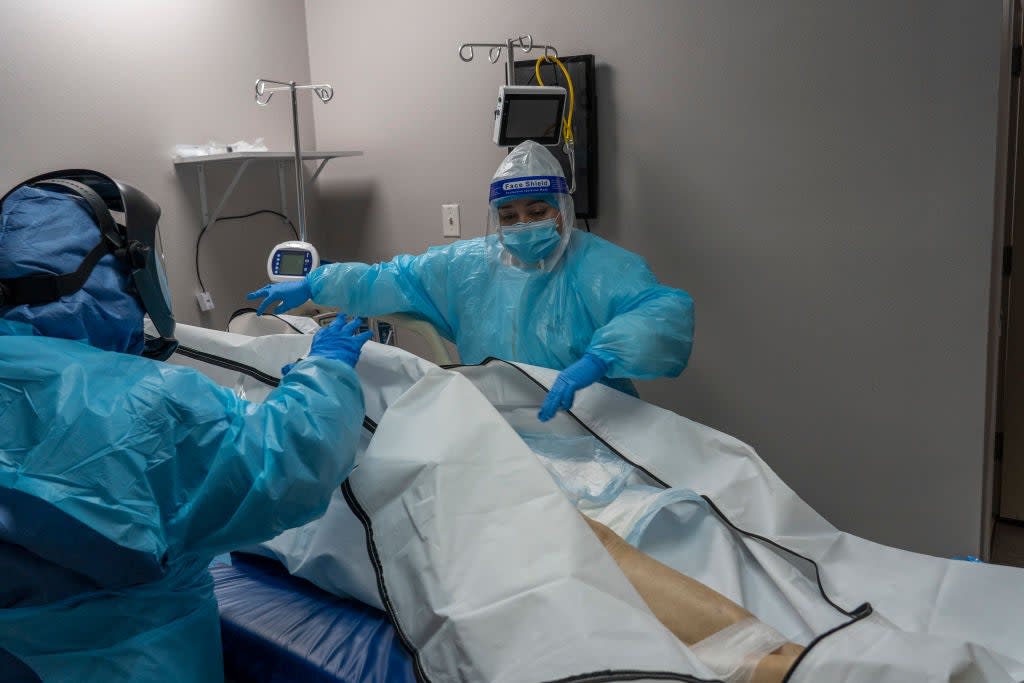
[503,96,564,144]
[278,251,307,276]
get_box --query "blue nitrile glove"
[538,353,609,422]
[281,317,373,376]
[953,555,985,563]
[247,279,312,316]
[309,316,374,367]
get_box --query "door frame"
[984,0,1021,558]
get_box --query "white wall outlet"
[195,291,215,312]
[442,204,461,238]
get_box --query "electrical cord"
[525,61,558,86]
[535,55,575,147]
[528,58,587,228]
[535,55,578,194]
[194,209,298,292]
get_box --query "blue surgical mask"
[500,218,561,264]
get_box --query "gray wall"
[0,0,316,330]
[305,0,1004,557]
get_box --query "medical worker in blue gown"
[0,171,372,682]
[249,140,694,421]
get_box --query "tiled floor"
[991,521,1024,568]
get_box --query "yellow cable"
[535,55,575,144]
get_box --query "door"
[1001,249,1024,520]
[1000,1,1024,522]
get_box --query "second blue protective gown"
[308,230,694,392]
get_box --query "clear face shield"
[486,178,576,273]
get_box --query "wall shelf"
[173,151,363,229]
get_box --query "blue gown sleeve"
[575,236,694,380]
[306,243,465,341]
[149,357,366,557]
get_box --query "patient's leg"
[583,516,802,683]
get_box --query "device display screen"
[278,251,307,275]
[503,96,563,144]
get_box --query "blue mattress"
[212,554,416,683]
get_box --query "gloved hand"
[538,353,608,422]
[281,317,373,376]
[247,279,312,316]
[310,316,374,367]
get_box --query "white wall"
[0,0,316,330]
[304,0,1005,557]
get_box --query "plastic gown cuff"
[583,348,618,374]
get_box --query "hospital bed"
[171,322,1024,683]
[211,311,442,682]
[226,307,456,365]
[211,553,414,683]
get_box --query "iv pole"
[458,36,576,192]
[254,78,334,242]
[458,35,559,85]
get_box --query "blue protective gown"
[0,319,364,682]
[309,230,694,392]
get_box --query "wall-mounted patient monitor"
[493,85,567,147]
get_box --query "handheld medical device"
[267,240,319,282]
[493,85,567,147]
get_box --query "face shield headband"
[0,170,177,360]
[488,175,570,205]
